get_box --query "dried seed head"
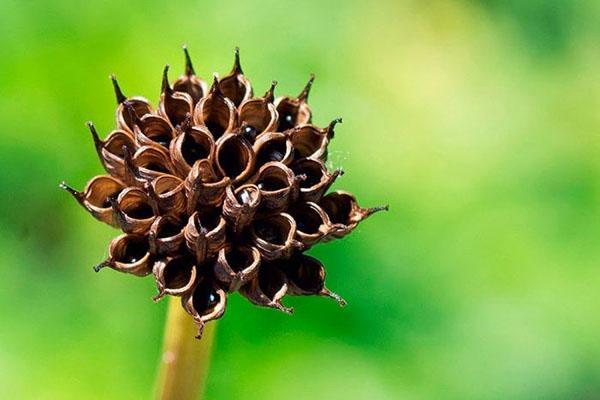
[61,47,386,339]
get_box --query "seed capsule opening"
[289,126,326,159]
[258,263,287,300]
[192,280,221,314]
[215,135,254,183]
[86,177,124,209]
[320,193,352,225]
[156,219,184,239]
[115,235,149,264]
[255,136,290,167]
[182,132,212,166]
[291,159,323,189]
[224,247,253,273]
[254,217,290,245]
[164,256,196,290]
[290,203,323,235]
[194,208,221,233]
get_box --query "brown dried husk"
[61,46,387,338]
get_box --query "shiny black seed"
[242,125,258,142]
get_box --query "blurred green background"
[1,0,599,399]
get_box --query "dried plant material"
[159,65,194,128]
[238,81,278,139]
[169,117,215,177]
[87,122,135,181]
[275,74,314,131]
[213,244,260,291]
[148,215,186,255]
[288,202,329,248]
[61,46,387,338]
[193,76,237,140]
[60,176,124,226]
[153,254,198,301]
[95,233,153,276]
[214,133,255,184]
[291,158,342,202]
[283,254,346,306]
[111,75,153,134]
[184,209,227,264]
[319,191,388,240]
[252,162,302,211]
[173,45,208,105]
[182,278,227,338]
[218,47,252,107]
[252,131,294,168]
[222,184,261,235]
[287,118,342,160]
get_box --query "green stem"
[154,297,217,400]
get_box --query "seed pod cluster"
[61,46,387,338]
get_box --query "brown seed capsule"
[169,119,215,177]
[111,75,153,134]
[87,122,136,182]
[133,145,175,182]
[193,76,237,140]
[238,81,278,139]
[123,102,175,151]
[214,133,255,185]
[95,233,153,276]
[287,118,341,160]
[239,261,293,314]
[158,65,194,128]
[146,174,186,216]
[184,159,230,211]
[152,254,198,301]
[148,215,186,256]
[59,176,124,227]
[252,162,303,211]
[111,187,157,234]
[213,244,260,291]
[283,254,346,306]
[222,184,261,235]
[184,209,227,264]
[291,158,343,202]
[252,131,294,169]
[250,213,303,260]
[319,191,388,240]
[182,278,227,338]
[288,202,330,248]
[275,73,314,131]
[61,49,388,339]
[219,47,252,107]
[172,45,208,106]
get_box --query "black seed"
[242,125,258,142]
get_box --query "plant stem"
[154,296,217,400]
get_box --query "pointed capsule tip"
[110,74,127,104]
[232,46,243,74]
[152,292,165,302]
[86,121,102,148]
[322,289,347,307]
[161,65,172,94]
[264,80,278,102]
[275,302,294,315]
[182,45,195,76]
[59,181,82,199]
[298,73,316,102]
[326,117,343,139]
[365,204,389,217]
[93,262,106,273]
[210,73,223,96]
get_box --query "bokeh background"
[1,0,599,399]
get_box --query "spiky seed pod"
[61,47,387,339]
[274,74,315,131]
